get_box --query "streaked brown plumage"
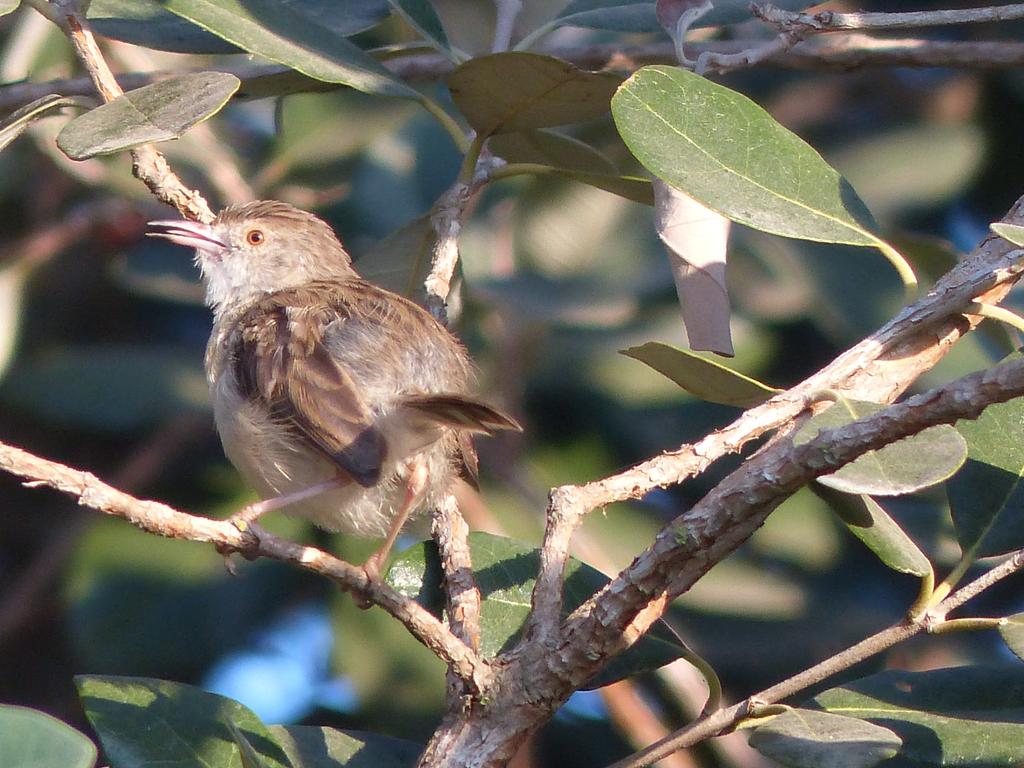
[148,201,520,563]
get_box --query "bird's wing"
[233,290,385,487]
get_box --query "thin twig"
[40,0,214,221]
[754,2,1024,32]
[0,439,493,690]
[605,548,1024,768]
[432,493,482,653]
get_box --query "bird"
[147,200,521,577]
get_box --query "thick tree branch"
[755,2,1024,32]
[608,546,1024,768]
[0,440,492,691]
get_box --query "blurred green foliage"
[1,1,1024,767]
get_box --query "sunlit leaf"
[992,222,1024,247]
[611,67,909,285]
[999,613,1024,663]
[621,341,779,406]
[0,0,18,16]
[654,180,733,354]
[948,354,1024,557]
[815,488,931,577]
[749,708,901,768]
[812,666,1024,767]
[56,72,239,159]
[229,722,275,768]
[0,706,97,768]
[0,94,94,153]
[386,532,692,687]
[77,676,292,768]
[793,397,967,496]
[161,0,418,99]
[448,52,622,136]
[270,726,420,767]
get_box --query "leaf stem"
[417,94,469,153]
[966,300,1024,336]
[457,131,487,184]
[929,617,1007,634]
[875,239,919,300]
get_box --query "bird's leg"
[363,460,429,582]
[228,477,345,529]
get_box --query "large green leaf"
[56,72,240,159]
[812,666,1024,767]
[793,397,967,496]
[448,52,622,136]
[386,532,691,688]
[161,0,418,99]
[76,676,292,768]
[0,94,95,153]
[621,341,779,407]
[356,215,434,299]
[815,488,931,577]
[611,67,893,253]
[948,356,1024,558]
[90,0,390,53]
[270,726,420,767]
[0,705,97,768]
[88,0,238,53]
[749,708,901,768]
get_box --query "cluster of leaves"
[2,0,1024,767]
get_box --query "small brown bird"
[148,201,520,575]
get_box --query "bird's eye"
[246,229,265,246]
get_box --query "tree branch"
[606,547,1024,768]
[0,439,493,691]
[38,0,214,221]
[755,2,1024,32]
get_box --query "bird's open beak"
[147,220,227,257]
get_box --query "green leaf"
[269,725,420,767]
[0,345,208,431]
[749,708,901,768]
[90,0,391,53]
[356,215,434,299]
[56,72,240,159]
[0,0,18,16]
[76,676,292,768]
[88,0,238,53]
[621,341,779,407]
[948,354,1024,557]
[0,94,95,153]
[387,0,451,54]
[489,129,617,174]
[815,489,931,577]
[611,67,896,253]
[812,666,1024,767]
[448,52,622,136]
[386,532,691,687]
[999,613,1024,662]
[793,396,967,496]
[230,722,277,768]
[992,222,1024,247]
[552,170,654,205]
[162,0,418,99]
[0,705,97,768]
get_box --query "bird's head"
[148,201,355,313]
